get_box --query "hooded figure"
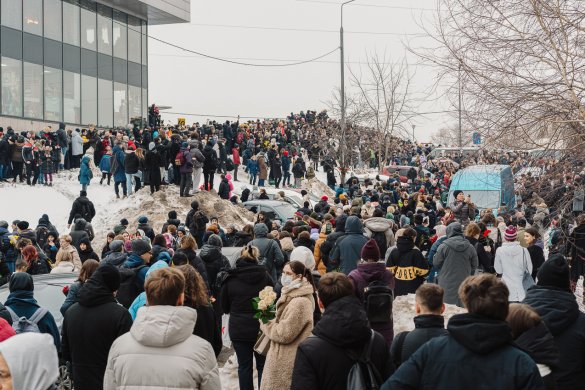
[0,333,58,390]
[433,222,479,305]
[4,273,61,349]
[249,223,284,283]
[61,264,133,390]
[199,235,230,297]
[329,216,369,274]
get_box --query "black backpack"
[194,211,207,231]
[80,202,92,222]
[35,226,50,248]
[117,265,148,308]
[225,158,235,172]
[346,330,383,390]
[363,280,393,324]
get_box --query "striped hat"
[504,226,518,241]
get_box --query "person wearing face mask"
[260,260,316,390]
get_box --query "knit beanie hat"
[109,240,124,252]
[138,216,148,224]
[504,226,517,241]
[208,234,223,248]
[537,254,571,291]
[361,239,381,261]
[93,263,121,293]
[113,225,126,235]
[148,142,155,151]
[290,247,316,271]
[131,239,151,256]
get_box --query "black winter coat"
[524,285,585,390]
[291,296,394,390]
[61,268,133,390]
[514,321,560,390]
[220,258,273,342]
[383,313,545,390]
[391,315,447,367]
[527,244,545,280]
[218,178,230,200]
[386,236,429,296]
[199,244,230,297]
[68,196,95,224]
[124,152,139,174]
[202,144,217,172]
[232,231,253,247]
[144,150,162,185]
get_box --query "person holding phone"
[450,190,476,226]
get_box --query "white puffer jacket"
[104,305,221,389]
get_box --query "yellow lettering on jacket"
[388,266,429,281]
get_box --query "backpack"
[225,158,235,172]
[80,202,92,222]
[35,226,50,248]
[175,151,185,166]
[370,231,388,259]
[6,307,48,334]
[109,153,119,174]
[363,280,393,324]
[346,330,383,390]
[116,265,149,308]
[194,211,207,232]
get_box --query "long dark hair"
[288,260,316,292]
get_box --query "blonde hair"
[241,245,260,261]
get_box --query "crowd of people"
[0,110,584,389]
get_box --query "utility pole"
[339,0,355,186]
[458,63,463,157]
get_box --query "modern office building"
[0,0,189,131]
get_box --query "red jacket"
[232,148,241,165]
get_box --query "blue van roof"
[450,165,511,191]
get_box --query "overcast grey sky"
[148,0,454,141]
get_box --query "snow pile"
[220,354,258,390]
[302,177,335,198]
[393,294,466,334]
[94,185,255,248]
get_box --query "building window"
[44,0,62,41]
[63,1,80,46]
[23,0,43,36]
[44,67,62,121]
[113,10,127,60]
[128,85,141,121]
[23,33,44,65]
[24,62,43,119]
[114,82,127,127]
[98,78,113,127]
[128,16,141,64]
[1,57,23,117]
[98,5,113,55]
[64,70,81,124]
[44,39,63,69]
[81,6,96,51]
[2,0,22,31]
[81,75,97,125]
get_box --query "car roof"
[0,272,77,292]
[243,200,292,206]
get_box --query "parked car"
[243,200,298,224]
[0,273,77,390]
[196,246,243,268]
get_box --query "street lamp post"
[458,63,463,157]
[411,124,416,143]
[339,0,355,185]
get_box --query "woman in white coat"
[494,225,532,302]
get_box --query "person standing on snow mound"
[382,274,545,390]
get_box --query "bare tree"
[413,0,585,152]
[348,53,418,172]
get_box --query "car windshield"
[274,203,297,220]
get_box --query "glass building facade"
[0,0,148,128]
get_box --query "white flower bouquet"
[252,286,277,324]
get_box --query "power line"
[149,53,436,66]
[187,22,427,37]
[122,20,340,67]
[295,0,436,11]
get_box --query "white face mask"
[281,274,293,287]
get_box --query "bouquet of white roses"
[252,286,277,324]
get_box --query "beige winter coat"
[104,305,221,390]
[260,281,315,390]
[55,244,82,272]
[259,157,268,180]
